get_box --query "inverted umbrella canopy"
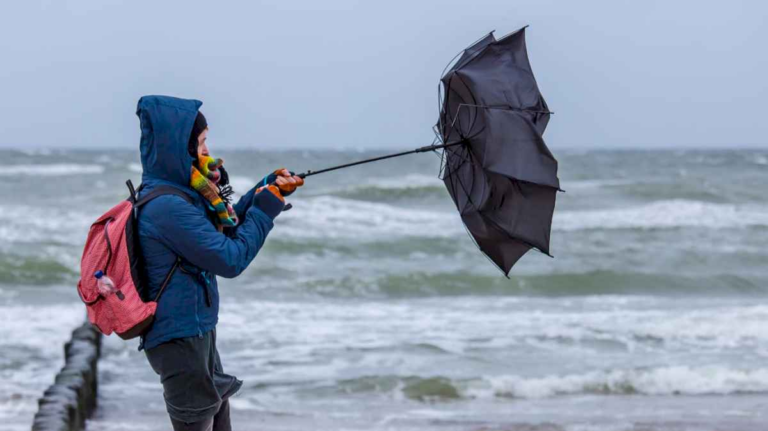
[437,26,560,275]
[289,26,559,275]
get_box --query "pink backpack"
[77,180,192,339]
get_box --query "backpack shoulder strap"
[134,184,194,208]
[124,181,195,306]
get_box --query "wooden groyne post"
[31,323,102,431]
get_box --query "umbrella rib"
[445,102,491,143]
[444,102,503,146]
[442,73,487,145]
[442,145,473,168]
[444,87,470,142]
[441,86,460,143]
[437,84,445,139]
[458,103,554,115]
[453,73,483,143]
[451,148,483,214]
[445,102,551,144]
[444,101,476,144]
[442,147,474,212]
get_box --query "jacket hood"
[136,95,202,187]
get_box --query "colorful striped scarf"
[190,155,238,227]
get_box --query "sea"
[1,148,767,431]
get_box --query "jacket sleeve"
[232,185,259,222]
[143,192,283,278]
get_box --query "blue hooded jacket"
[135,95,284,351]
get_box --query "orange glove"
[262,168,305,196]
[255,184,285,203]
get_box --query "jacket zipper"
[194,274,202,338]
[202,271,212,307]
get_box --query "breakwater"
[31,323,101,431]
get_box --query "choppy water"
[1,148,767,431]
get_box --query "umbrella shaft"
[298,141,463,179]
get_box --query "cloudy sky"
[1,0,766,149]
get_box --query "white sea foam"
[0,164,104,176]
[127,162,143,173]
[555,200,768,231]
[0,304,84,355]
[357,174,444,190]
[562,178,638,190]
[278,196,462,240]
[473,366,768,399]
[754,154,768,165]
[228,175,255,194]
[17,148,53,156]
[0,204,92,245]
[290,174,444,199]
[280,197,767,241]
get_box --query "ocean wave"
[0,303,85,357]
[286,270,766,298]
[320,366,768,401]
[562,178,638,190]
[555,200,768,231]
[227,175,256,194]
[0,164,104,176]
[333,376,461,401]
[313,174,447,202]
[0,253,77,285]
[0,205,91,245]
[279,196,462,240]
[358,174,443,190]
[473,366,768,398]
[17,148,53,156]
[279,197,766,241]
[220,299,768,366]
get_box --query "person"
[134,95,303,431]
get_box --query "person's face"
[197,128,209,158]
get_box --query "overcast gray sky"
[1,0,766,149]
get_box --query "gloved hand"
[252,183,286,220]
[260,169,304,197]
[255,184,284,203]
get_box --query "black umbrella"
[288,27,560,275]
[437,27,560,274]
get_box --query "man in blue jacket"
[135,95,302,431]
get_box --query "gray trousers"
[169,399,231,431]
[145,328,242,430]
